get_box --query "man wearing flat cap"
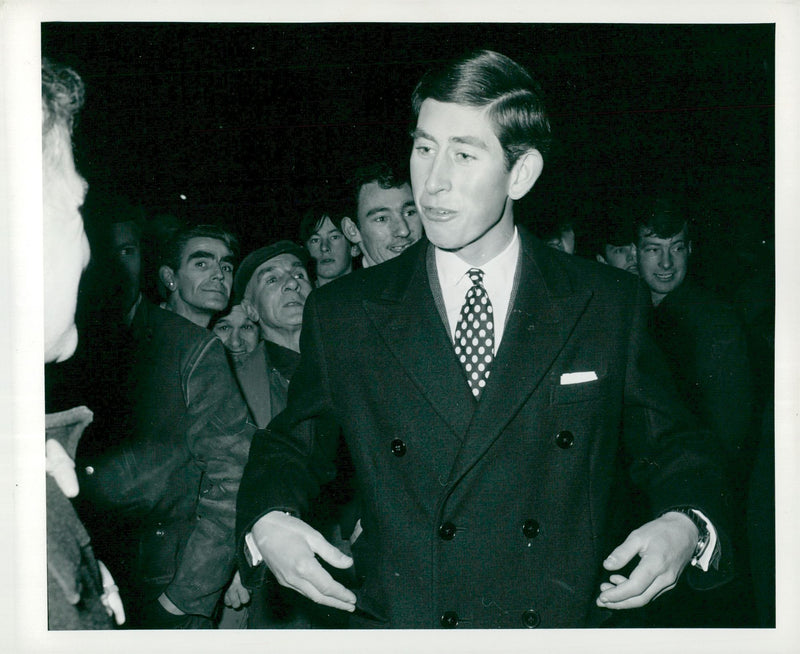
[232,241,353,628]
[231,240,312,429]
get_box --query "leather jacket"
[76,300,256,619]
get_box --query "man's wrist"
[664,507,718,571]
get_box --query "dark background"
[42,22,774,294]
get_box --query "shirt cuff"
[243,531,263,567]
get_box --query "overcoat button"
[556,430,574,449]
[438,522,456,540]
[522,519,540,538]
[155,529,165,537]
[84,466,95,475]
[521,609,541,628]
[390,439,406,457]
[440,611,459,628]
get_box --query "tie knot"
[467,268,484,286]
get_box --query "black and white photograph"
[3,1,798,653]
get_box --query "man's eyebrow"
[256,265,277,281]
[411,128,435,142]
[364,206,391,219]
[186,250,216,262]
[411,128,489,151]
[451,135,489,151]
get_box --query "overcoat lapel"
[446,231,594,484]
[362,244,476,439]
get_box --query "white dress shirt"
[434,227,520,353]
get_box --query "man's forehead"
[357,182,414,216]
[218,305,250,325]
[181,236,232,260]
[312,216,341,236]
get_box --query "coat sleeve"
[164,337,256,617]
[236,293,341,551]
[620,283,734,589]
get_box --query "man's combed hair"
[298,197,348,243]
[42,58,85,137]
[636,195,690,241]
[412,50,552,169]
[160,224,240,272]
[347,162,409,223]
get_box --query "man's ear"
[508,149,544,201]
[596,254,608,265]
[240,297,260,324]
[341,216,362,244]
[159,265,176,293]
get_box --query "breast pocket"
[549,377,607,406]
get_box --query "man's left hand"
[596,511,698,609]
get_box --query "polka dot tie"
[454,268,494,399]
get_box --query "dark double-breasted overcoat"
[237,229,731,628]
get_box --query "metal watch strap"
[669,507,710,564]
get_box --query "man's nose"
[659,250,673,269]
[391,214,411,238]
[626,247,636,264]
[424,153,452,194]
[283,274,300,290]
[229,329,242,348]
[210,260,224,278]
[320,238,331,252]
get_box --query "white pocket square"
[560,371,598,385]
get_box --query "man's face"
[212,304,259,363]
[410,99,523,264]
[246,253,312,339]
[43,124,90,363]
[546,228,576,255]
[109,221,142,312]
[636,224,691,304]
[171,237,234,319]
[601,243,638,274]
[352,182,421,266]
[305,215,353,283]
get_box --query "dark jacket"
[234,340,299,429]
[237,230,732,629]
[76,300,256,620]
[650,281,753,467]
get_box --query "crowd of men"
[42,49,773,632]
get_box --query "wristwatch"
[668,507,711,566]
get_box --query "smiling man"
[237,50,732,629]
[158,225,238,327]
[341,163,423,267]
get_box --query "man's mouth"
[388,243,411,254]
[422,205,457,221]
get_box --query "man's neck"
[261,326,301,353]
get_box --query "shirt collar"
[435,226,520,288]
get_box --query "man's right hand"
[251,510,357,612]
